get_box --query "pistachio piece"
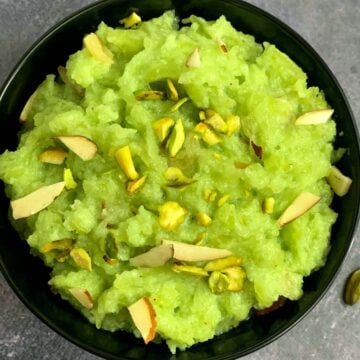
[134,90,164,100]
[20,90,38,123]
[39,148,67,165]
[127,176,146,194]
[204,256,242,272]
[217,39,228,53]
[172,264,208,277]
[213,152,221,160]
[203,189,218,202]
[194,122,208,134]
[119,12,142,28]
[83,33,113,65]
[166,119,185,157]
[70,248,92,271]
[164,167,194,187]
[327,166,352,197]
[170,97,189,113]
[203,128,222,145]
[186,47,201,68]
[166,79,179,101]
[115,145,139,180]
[344,269,360,305]
[158,201,187,231]
[40,238,74,254]
[63,168,77,190]
[208,271,231,293]
[103,255,118,266]
[152,117,175,142]
[196,213,212,227]
[262,197,275,214]
[218,194,230,207]
[222,267,246,291]
[69,288,94,310]
[199,110,206,121]
[204,113,228,134]
[226,115,241,136]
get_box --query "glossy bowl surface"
[0,0,359,359]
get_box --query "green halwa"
[0,11,340,352]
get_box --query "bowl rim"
[0,0,359,359]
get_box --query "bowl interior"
[0,0,359,359]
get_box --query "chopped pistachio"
[40,238,74,254]
[194,122,208,134]
[204,256,242,272]
[115,145,139,180]
[39,148,67,165]
[204,113,228,134]
[166,79,179,101]
[203,128,222,145]
[170,97,189,113]
[172,264,208,277]
[213,152,221,160]
[63,168,77,190]
[164,167,194,187]
[83,33,113,65]
[186,47,201,68]
[199,110,206,121]
[19,90,38,123]
[262,197,275,214]
[209,271,231,293]
[69,288,93,310]
[344,269,360,305]
[226,115,241,136]
[327,166,352,197]
[135,90,164,100]
[127,176,146,194]
[158,201,187,231]
[217,39,228,53]
[209,267,245,293]
[203,189,218,202]
[196,213,212,227]
[119,12,142,28]
[204,109,216,118]
[234,162,249,169]
[103,255,119,266]
[218,194,230,207]
[166,119,185,157]
[70,248,92,271]
[152,117,175,142]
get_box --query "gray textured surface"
[0,0,359,359]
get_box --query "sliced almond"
[327,166,352,197]
[129,244,174,267]
[56,136,97,161]
[11,181,65,220]
[39,148,67,165]
[19,90,38,123]
[83,33,114,65]
[277,192,321,227]
[162,240,232,262]
[69,288,94,310]
[295,109,334,125]
[186,48,201,68]
[128,297,157,344]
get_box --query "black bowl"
[0,0,359,359]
